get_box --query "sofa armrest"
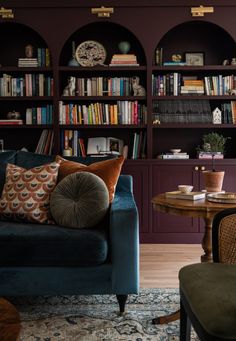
[109,175,139,294]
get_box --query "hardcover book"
[165,191,206,200]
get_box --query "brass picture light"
[91,6,114,18]
[191,5,214,17]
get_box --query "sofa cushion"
[56,155,124,202]
[0,162,60,224]
[0,151,17,196]
[0,220,108,266]
[16,150,55,168]
[50,172,109,228]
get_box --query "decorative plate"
[75,40,106,67]
[207,192,236,204]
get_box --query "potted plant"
[197,132,231,192]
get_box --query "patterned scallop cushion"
[0,162,60,224]
[50,172,109,228]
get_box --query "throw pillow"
[0,162,60,224]
[50,172,109,228]
[56,155,124,202]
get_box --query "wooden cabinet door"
[151,162,202,243]
[121,162,150,237]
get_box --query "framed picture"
[185,52,204,66]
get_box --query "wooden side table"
[151,193,236,324]
[0,298,21,341]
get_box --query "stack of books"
[18,58,38,67]
[165,191,206,201]
[0,119,23,125]
[109,54,139,66]
[181,79,204,95]
[157,151,189,159]
[197,151,224,159]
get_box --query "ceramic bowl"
[170,149,181,154]
[178,185,193,193]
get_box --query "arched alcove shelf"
[0,22,50,67]
[154,21,236,66]
[59,22,146,67]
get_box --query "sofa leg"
[116,294,128,315]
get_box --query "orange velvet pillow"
[56,156,124,202]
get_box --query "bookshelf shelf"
[61,96,146,101]
[152,123,236,129]
[0,125,53,129]
[60,124,147,129]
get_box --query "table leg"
[201,217,213,263]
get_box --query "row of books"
[157,152,190,159]
[18,48,51,67]
[131,131,147,159]
[109,54,139,67]
[221,101,236,124]
[71,76,140,96]
[59,101,147,125]
[25,105,53,125]
[152,73,236,96]
[153,100,212,123]
[0,74,53,97]
[60,130,86,157]
[35,129,54,155]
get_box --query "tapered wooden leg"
[116,294,128,315]
[201,216,213,262]
[180,300,191,341]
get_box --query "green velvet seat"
[179,208,236,341]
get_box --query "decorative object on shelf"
[212,107,222,124]
[197,132,230,158]
[191,5,214,17]
[132,76,146,96]
[91,6,114,18]
[223,59,230,65]
[185,52,204,66]
[172,54,182,62]
[62,76,76,96]
[155,47,163,66]
[231,58,236,65]
[25,44,34,58]
[68,41,80,67]
[207,192,236,203]
[230,89,236,95]
[118,41,131,54]
[0,7,14,19]
[75,40,106,67]
[6,111,21,120]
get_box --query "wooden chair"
[179,207,236,341]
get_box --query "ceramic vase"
[118,41,131,54]
[203,170,225,192]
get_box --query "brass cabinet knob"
[201,166,205,171]
[194,166,199,171]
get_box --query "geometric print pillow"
[0,162,60,224]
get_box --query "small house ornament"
[212,107,222,124]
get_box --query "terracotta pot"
[203,170,225,192]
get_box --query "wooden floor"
[140,244,202,288]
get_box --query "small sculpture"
[62,76,76,96]
[132,76,146,96]
[25,44,34,58]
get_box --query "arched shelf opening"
[59,22,146,66]
[0,22,50,67]
[154,21,236,66]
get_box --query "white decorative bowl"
[170,149,181,154]
[178,185,193,193]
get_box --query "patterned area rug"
[9,288,199,340]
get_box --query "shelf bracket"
[0,7,14,19]
[91,6,114,18]
[191,5,214,17]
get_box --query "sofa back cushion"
[56,155,124,202]
[0,162,60,224]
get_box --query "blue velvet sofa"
[0,150,139,312]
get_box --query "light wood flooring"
[140,244,202,288]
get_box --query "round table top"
[152,193,236,218]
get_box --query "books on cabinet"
[165,191,205,200]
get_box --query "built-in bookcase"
[2,1,236,242]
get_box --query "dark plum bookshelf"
[1,0,236,242]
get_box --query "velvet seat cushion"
[179,263,236,339]
[0,220,108,266]
[50,172,109,228]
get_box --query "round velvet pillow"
[50,172,109,228]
